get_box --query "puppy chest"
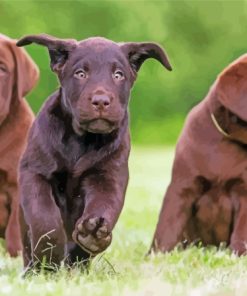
[193,146,247,178]
[50,172,85,232]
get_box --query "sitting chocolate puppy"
[150,54,247,255]
[17,34,171,268]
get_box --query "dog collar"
[210,112,231,138]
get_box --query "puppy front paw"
[72,217,112,256]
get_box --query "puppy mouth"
[73,118,117,135]
[85,119,116,134]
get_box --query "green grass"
[1,147,247,296]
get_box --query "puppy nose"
[91,94,111,110]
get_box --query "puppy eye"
[74,69,87,79]
[113,70,124,80]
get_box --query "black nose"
[91,94,111,110]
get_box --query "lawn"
[0,147,247,296]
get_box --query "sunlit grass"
[0,147,247,296]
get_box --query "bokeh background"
[1,2,247,294]
[1,0,247,145]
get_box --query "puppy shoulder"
[35,90,63,133]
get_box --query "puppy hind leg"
[230,196,247,255]
[0,192,10,238]
[66,241,91,267]
[5,185,22,257]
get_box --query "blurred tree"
[1,0,247,145]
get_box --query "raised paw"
[72,217,112,256]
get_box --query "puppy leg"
[66,242,90,266]
[19,206,32,267]
[20,171,67,268]
[72,169,128,257]
[150,181,195,253]
[5,185,22,257]
[0,192,9,237]
[230,196,247,255]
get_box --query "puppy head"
[0,34,39,125]
[17,34,171,135]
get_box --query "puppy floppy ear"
[16,34,77,73]
[215,55,247,121]
[0,35,39,99]
[10,43,39,98]
[119,42,172,72]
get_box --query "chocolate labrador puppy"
[17,34,172,268]
[0,34,39,257]
[151,54,247,255]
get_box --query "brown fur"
[151,54,247,255]
[17,34,171,269]
[0,34,39,256]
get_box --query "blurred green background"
[1,0,246,145]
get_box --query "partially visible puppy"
[151,54,247,255]
[0,34,39,256]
